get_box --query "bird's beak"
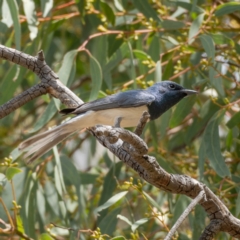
[181,89,198,95]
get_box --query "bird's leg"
[114,117,122,128]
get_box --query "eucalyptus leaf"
[202,110,231,178]
[6,167,22,180]
[7,0,21,50]
[215,2,240,16]
[199,34,215,60]
[132,0,162,23]
[57,50,78,86]
[95,191,128,213]
[22,0,38,40]
[89,54,103,101]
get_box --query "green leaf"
[16,215,25,234]
[131,218,149,232]
[117,214,132,226]
[41,0,53,17]
[202,110,231,178]
[36,188,46,223]
[142,191,163,213]
[7,0,21,50]
[107,35,124,58]
[6,167,22,180]
[97,162,123,222]
[162,58,173,80]
[188,13,205,44]
[199,34,215,59]
[133,50,151,61]
[60,155,80,187]
[95,191,128,213]
[215,2,240,17]
[132,0,162,23]
[60,155,82,218]
[53,146,66,196]
[192,205,206,239]
[28,179,37,239]
[162,20,185,30]
[75,0,85,21]
[44,180,59,216]
[100,1,115,26]
[172,195,190,224]
[57,49,78,86]
[2,0,13,27]
[148,35,161,62]
[0,173,7,186]
[208,64,225,97]
[22,0,38,40]
[98,207,122,235]
[0,65,17,105]
[40,233,54,240]
[155,60,162,82]
[211,33,234,46]
[98,162,123,205]
[30,100,57,133]
[111,237,127,240]
[198,140,205,181]
[226,129,233,150]
[170,96,196,128]
[226,112,240,129]
[80,172,99,185]
[89,54,103,101]
[173,1,204,13]
[236,188,240,217]
[113,0,124,11]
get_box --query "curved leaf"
[7,0,21,50]
[57,49,78,86]
[202,110,231,178]
[6,167,22,180]
[199,34,215,59]
[215,2,240,17]
[89,54,103,101]
[132,0,162,23]
[22,0,38,40]
[95,191,128,213]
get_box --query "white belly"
[89,106,148,127]
[67,105,149,130]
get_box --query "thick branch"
[0,83,47,118]
[0,45,83,118]
[89,114,240,239]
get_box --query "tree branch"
[0,45,83,118]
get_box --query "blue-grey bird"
[19,81,197,163]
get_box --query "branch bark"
[0,45,240,239]
[0,45,83,119]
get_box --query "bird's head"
[146,81,197,120]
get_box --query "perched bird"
[19,81,197,163]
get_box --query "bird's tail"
[19,112,92,164]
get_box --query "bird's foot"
[114,117,122,128]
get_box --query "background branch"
[0,45,83,119]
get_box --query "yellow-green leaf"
[6,167,22,180]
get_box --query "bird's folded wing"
[61,90,155,115]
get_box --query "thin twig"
[164,190,205,240]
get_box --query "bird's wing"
[61,90,155,115]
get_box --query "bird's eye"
[168,83,175,89]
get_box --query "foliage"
[0,0,240,239]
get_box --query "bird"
[19,81,197,163]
